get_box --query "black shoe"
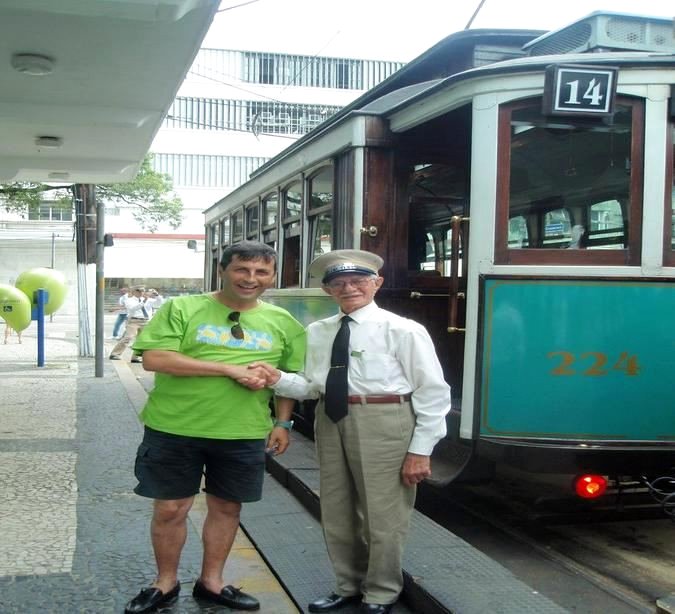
[308,593,362,612]
[109,355,121,360]
[192,580,260,611]
[360,604,394,614]
[131,357,142,363]
[124,583,180,613]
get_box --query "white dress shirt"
[145,295,164,318]
[272,301,450,455]
[125,295,149,319]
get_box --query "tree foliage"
[0,154,182,232]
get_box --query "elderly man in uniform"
[254,249,451,614]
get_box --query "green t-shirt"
[132,294,306,439]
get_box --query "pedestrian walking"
[109,286,149,363]
[110,287,129,339]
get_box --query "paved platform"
[1,315,569,613]
[0,316,297,613]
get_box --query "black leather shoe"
[124,582,180,613]
[360,604,394,614]
[109,355,121,360]
[192,580,260,611]
[308,593,362,612]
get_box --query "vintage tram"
[203,12,675,505]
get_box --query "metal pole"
[50,233,55,322]
[94,187,104,377]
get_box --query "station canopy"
[0,0,219,185]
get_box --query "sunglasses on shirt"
[228,311,245,340]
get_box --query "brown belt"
[347,394,411,404]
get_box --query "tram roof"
[206,12,675,216]
[0,0,219,184]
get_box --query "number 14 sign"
[543,64,618,117]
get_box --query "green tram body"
[204,12,675,498]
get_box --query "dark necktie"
[141,303,149,319]
[324,316,352,423]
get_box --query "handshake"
[232,361,281,390]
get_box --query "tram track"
[416,479,675,613]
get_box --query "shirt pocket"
[352,352,400,382]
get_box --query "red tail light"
[574,474,608,499]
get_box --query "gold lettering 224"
[548,351,575,375]
[548,351,640,376]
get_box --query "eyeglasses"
[228,311,244,340]
[325,277,373,290]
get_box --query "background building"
[104,46,402,300]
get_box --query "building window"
[241,51,402,90]
[151,153,268,188]
[27,204,73,221]
[164,97,342,136]
[259,56,274,84]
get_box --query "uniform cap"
[309,249,384,284]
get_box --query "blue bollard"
[31,289,48,367]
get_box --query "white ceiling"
[0,0,219,184]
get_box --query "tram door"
[407,193,469,402]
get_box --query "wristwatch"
[274,419,294,430]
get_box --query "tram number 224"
[547,351,640,377]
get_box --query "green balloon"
[15,267,68,315]
[0,284,32,332]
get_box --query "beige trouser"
[110,318,146,358]
[315,398,416,605]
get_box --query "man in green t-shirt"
[124,241,306,614]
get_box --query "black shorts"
[133,427,266,502]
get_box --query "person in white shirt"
[253,249,451,614]
[109,286,149,363]
[111,287,129,339]
[144,289,164,318]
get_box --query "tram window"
[231,210,243,242]
[310,213,332,259]
[420,228,462,276]
[307,166,334,283]
[309,167,333,210]
[221,217,230,247]
[210,223,219,247]
[496,97,642,265]
[542,208,572,248]
[262,193,278,228]
[588,200,624,249]
[508,215,529,248]
[245,203,259,239]
[263,234,276,251]
[283,182,302,219]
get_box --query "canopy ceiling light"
[11,53,55,76]
[35,136,63,149]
